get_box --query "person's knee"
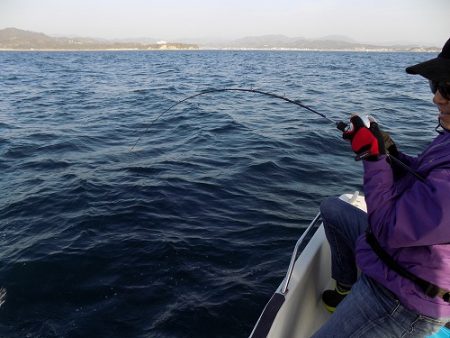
[320,196,345,224]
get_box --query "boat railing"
[280,212,322,295]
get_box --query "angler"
[313,37,450,337]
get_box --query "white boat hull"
[250,193,367,338]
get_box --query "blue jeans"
[320,196,368,286]
[312,196,448,337]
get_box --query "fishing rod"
[131,87,425,182]
[130,88,334,151]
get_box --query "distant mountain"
[0,28,198,50]
[316,35,357,43]
[196,34,439,52]
[0,28,439,52]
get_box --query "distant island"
[0,28,439,52]
[0,28,199,51]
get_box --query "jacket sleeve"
[363,156,450,248]
[389,151,419,180]
[395,152,418,168]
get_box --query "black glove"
[379,129,409,179]
[341,115,385,161]
[380,130,399,157]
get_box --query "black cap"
[406,38,450,82]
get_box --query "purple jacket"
[356,130,450,318]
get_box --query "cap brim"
[406,57,450,82]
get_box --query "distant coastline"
[0,28,440,52]
[0,48,198,52]
[0,48,438,53]
[0,28,199,51]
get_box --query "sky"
[1,0,449,46]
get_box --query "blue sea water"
[0,50,440,337]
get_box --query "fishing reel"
[336,114,372,133]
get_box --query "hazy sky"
[1,0,449,45]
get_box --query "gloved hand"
[341,115,385,161]
[380,130,399,157]
[379,129,408,179]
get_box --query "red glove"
[342,115,385,161]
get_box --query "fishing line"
[131,87,425,182]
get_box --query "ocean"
[0,50,439,337]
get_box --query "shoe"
[322,283,351,313]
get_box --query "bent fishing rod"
[132,87,425,182]
[130,88,334,151]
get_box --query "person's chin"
[439,116,450,130]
